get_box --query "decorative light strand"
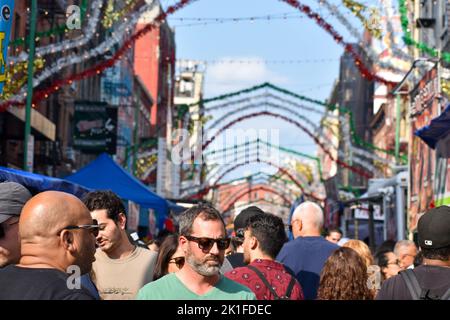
[202,89,394,165]
[102,0,138,28]
[9,0,88,47]
[398,0,450,62]
[319,0,410,74]
[342,0,382,39]
[12,0,103,63]
[1,0,397,110]
[8,1,157,104]
[0,0,195,111]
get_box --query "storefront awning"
[415,104,450,158]
[7,106,56,141]
[66,153,169,212]
[0,166,89,197]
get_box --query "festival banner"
[0,0,14,93]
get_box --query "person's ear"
[118,212,127,230]
[61,230,75,252]
[250,236,258,250]
[179,236,188,253]
[297,219,303,233]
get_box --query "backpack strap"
[440,287,450,300]
[284,276,296,299]
[247,265,280,299]
[399,269,422,300]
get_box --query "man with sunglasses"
[0,191,97,299]
[83,190,158,300]
[0,182,32,268]
[137,204,255,299]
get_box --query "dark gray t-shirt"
[0,265,95,300]
[376,265,450,300]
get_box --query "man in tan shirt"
[83,190,157,300]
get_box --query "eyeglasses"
[169,256,185,269]
[0,220,19,239]
[184,235,231,251]
[58,219,100,237]
[288,219,299,233]
[387,259,400,266]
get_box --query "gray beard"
[186,252,222,276]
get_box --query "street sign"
[73,101,117,154]
[354,204,384,221]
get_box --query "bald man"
[276,202,339,300]
[0,191,98,300]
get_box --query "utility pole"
[395,94,401,164]
[133,98,139,175]
[24,0,37,171]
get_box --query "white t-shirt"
[92,246,157,300]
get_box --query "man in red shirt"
[225,211,304,300]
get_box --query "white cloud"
[205,56,290,97]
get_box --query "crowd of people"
[0,181,449,300]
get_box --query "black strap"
[441,287,450,300]
[247,265,295,299]
[400,269,450,300]
[284,276,296,298]
[247,265,280,299]
[399,269,421,300]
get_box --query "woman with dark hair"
[374,250,401,282]
[152,234,184,281]
[317,247,374,300]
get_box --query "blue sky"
[160,0,383,181]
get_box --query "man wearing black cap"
[0,182,32,268]
[220,206,264,273]
[376,206,450,300]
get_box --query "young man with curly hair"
[225,211,304,300]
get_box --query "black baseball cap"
[0,182,32,223]
[233,206,265,237]
[418,206,450,249]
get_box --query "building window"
[13,13,21,40]
[175,77,195,98]
[344,88,352,101]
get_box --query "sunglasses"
[0,220,19,239]
[184,235,231,251]
[169,256,185,269]
[288,219,300,233]
[59,219,100,237]
[235,228,245,239]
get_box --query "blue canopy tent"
[415,104,450,158]
[65,153,180,229]
[0,166,89,197]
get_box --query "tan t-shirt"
[92,246,157,300]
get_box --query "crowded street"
[0,0,449,304]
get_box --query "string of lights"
[177,58,338,64]
[169,12,335,27]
